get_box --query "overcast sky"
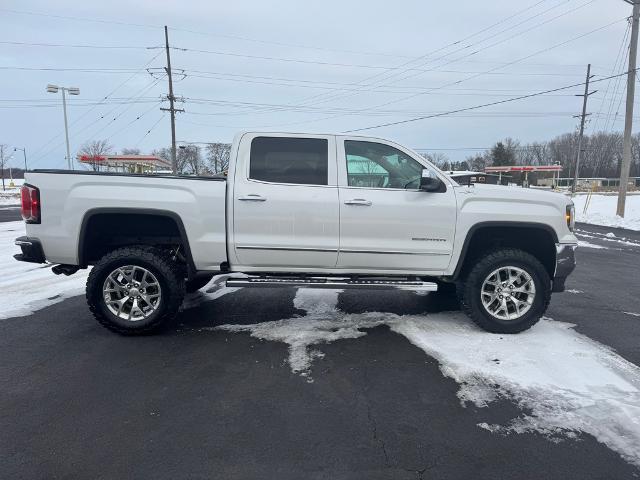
[0,0,633,168]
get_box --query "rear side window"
[250,136,328,185]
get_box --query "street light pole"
[47,84,80,170]
[14,147,27,171]
[61,88,72,170]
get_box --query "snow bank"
[0,221,89,319]
[0,192,20,206]
[573,193,640,231]
[218,288,640,467]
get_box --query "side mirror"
[419,169,444,192]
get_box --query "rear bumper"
[552,243,577,293]
[14,236,46,264]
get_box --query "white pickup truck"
[15,132,577,335]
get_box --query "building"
[77,154,171,174]
[446,170,504,185]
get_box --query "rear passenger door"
[231,133,339,269]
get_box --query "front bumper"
[552,243,577,293]
[14,236,46,264]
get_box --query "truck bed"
[23,170,228,271]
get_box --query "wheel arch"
[451,221,558,281]
[78,208,196,278]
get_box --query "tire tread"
[86,246,185,335]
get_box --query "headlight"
[566,204,575,231]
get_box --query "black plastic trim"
[450,221,559,281]
[31,169,226,182]
[553,244,576,292]
[14,236,46,264]
[78,208,198,278]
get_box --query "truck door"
[336,137,457,272]
[231,134,339,269]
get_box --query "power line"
[300,0,586,108]
[134,115,165,148]
[28,51,163,162]
[355,9,620,116]
[0,40,159,49]
[0,8,160,30]
[280,16,627,131]
[343,69,640,133]
[590,18,631,133]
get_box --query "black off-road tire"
[185,274,215,293]
[460,248,551,334]
[86,246,185,335]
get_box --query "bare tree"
[206,143,231,174]
[419,152,450,169]
[179,145,204,175]
[121,148,141,156]
[78,140,113,171]
[466,153,490,172]
[0,144,8,191]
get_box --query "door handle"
[238,194,267,202]
[344,199,372,206]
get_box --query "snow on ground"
[577,240,606,249]
[0,221,89,319]
[0,192,20,206]
[218,288,640,467]
[573,193,640,231]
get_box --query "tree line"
[78,140,231,175]
[77,129,640,180]
[421,131,640,179]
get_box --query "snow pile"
[573,193,640,231]
[0,221,89,319]
[0,191,20,206]
[577,240,606,249]
[218,290,390,378]
[219,288,640,467]
[394,315,640,467]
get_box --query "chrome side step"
[226,275,438,291]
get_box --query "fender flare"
[77,207,197,277]
[450,221,559,280]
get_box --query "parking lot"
[1,206,640,479]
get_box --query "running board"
[226,275,438,291]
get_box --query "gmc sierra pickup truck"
[15,132,577,335]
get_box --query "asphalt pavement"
[0,205,20,223]
[1,218,639,479]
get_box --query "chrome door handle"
[344,199,372,206]
[238,194,267,202]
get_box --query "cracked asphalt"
[1,214,639,479]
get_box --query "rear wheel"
[86,246,185,335]
[460,248,550,334]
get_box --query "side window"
[345,140,425,189]
[250,136,328,185]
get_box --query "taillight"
[21,184,41,224]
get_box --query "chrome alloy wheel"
[480,266,536,321]
[103,265,162,321]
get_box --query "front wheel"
[460,248,551,334]
[86,246,185,335]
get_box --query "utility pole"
[161,26,184,175]
[572,64,597,193]
[618,0,640,217]
[0,144,6,191]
